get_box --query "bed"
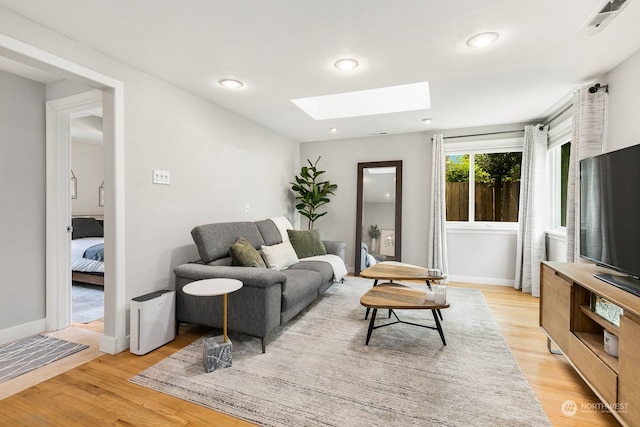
[71,217,104,286]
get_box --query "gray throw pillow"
[230,237,266,268]
[287,229,327,258]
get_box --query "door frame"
[1,33,128,354]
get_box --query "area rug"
[72,283,104,323]
[0,335,88,384]
[130,277,551,426]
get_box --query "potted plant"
[290,157,338,230]
[368,224,380,253]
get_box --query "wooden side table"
[182,278,243,372]
[360,283,450,346]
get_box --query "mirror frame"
[355,160,403,275]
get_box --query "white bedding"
[71,237,104,273]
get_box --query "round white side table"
[182,278,243,342]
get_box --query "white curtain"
[515,125,548,297]
[566,86,608,262]
[427,134,448,277]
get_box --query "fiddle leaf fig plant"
[290,156,338,230]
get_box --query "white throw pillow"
[261,241,299,270]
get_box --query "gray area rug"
[72,283,104,323]
[0,335,88,384]
[130,277,551,426]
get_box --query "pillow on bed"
[72,217,104,240]
[230,237,266,268]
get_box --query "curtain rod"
[440,83,607,140]
[440,130,525,140]
[543,83,608,127]
[544,103,573,127]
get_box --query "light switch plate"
[153,170,170,185]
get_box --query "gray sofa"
[174,218,346,352]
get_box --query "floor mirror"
[355,160,402,275]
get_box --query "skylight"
[291,82,431,120]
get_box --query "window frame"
[444,137,524,230]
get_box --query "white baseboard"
[448,275,514,287]
[99,334,129,354]
[0,318,47,346]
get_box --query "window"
[559,142,570,226]
[547,114,572,231]
[446,151,522,223]
[548,141,571,228]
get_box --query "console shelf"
[579,304,619,336]
[541,261,640,427]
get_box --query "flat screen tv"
[580,143,640,297]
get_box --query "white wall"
[300,132,430,272]
[447,229,517,286]
[0,70,46,331]
[0,8,299,342]
[603,47,640,152]
[71,139,104,217]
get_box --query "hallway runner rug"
[0,335,88,384]
[130,277,551,426]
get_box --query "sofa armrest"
[323,240,346,263]
[174,264,286,288]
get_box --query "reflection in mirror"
[355,160,402,275]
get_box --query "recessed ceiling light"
[334,58,359,71]
[466,32,499,48]
[218,78,243,89]
[422,118,432,124]
[330,127,338,132]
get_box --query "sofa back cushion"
[256,219,284,246]
[191,222,265,264]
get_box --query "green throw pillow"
[230,237,266,268]
[287,229,327,258]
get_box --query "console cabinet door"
[540,264,572,352]
[619,313,640,426]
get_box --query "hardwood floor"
[0,282,621,426]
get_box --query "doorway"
[69,104,106,329]
[0,33,127,354]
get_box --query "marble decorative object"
[590,293,623,327]
[203,336,232,372]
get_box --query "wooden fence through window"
[446,182,520,222]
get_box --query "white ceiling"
[2,0,640,142]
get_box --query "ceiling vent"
[586,0,629,35]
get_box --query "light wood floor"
[0,282,620,426]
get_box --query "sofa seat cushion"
[279,269,322,312]
[288,260,334,284]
